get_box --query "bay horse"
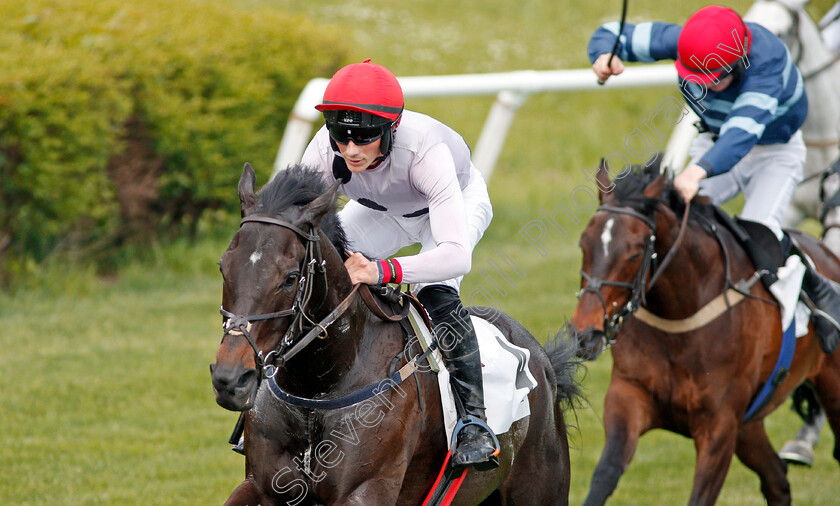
[660,0,840,468]
[569,164,840,505]
[210,163,580,505]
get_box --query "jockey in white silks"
[300,60,500,471]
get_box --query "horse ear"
[296,182,340,230]
[643,172,668,199]
[596,158,615,203]
[238,163,258,217]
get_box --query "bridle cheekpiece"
[219,214,356,379]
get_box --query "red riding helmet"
[316,60,404,155]
[675,6,752,84]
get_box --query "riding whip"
[598,0,629,85]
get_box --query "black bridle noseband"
[579,202,689,344]
[219,214,357,378]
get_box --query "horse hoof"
[778,439,814,467]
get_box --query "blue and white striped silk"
[588,21,808,176]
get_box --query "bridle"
[219,214,358,379]
[579,201,690,343]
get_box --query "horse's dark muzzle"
[210,363,259,411]
[571,326,607,361]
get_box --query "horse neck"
[644,213,732,318]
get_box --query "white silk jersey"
[301,110,489,285]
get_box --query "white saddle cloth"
[768,254,809,337]
[407,306,538,446]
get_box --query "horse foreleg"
[583,383,652,506]
[735,421,791,506]
[688,418,738,506]
[224,478,269,506]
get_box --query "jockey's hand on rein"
[593,53,625,82]
[344,251,379,285]
[674,164,708,203]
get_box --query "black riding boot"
[780,232,840,354]
[417,285,499,470]
[799,255,840,354]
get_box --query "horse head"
[569,162,670,360]
[210,163,351,411]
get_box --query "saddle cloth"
[769,253,810,337]
[407,305,538,446]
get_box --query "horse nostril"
[237,369,257,389]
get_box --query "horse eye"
[282,272,299,287]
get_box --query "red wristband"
[391,258,403,284]
[378,259,392,284]
[377,259,402,284]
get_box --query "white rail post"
[472,90,528,179]
[273,78,328,173]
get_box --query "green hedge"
[0,0,345,283]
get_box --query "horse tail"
[544,331,584,409]
[791,382,821,424]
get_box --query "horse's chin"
[213,384,257,411]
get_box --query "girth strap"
[743,320,797,422]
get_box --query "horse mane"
[256,164,348,254]
[611,164,716,225]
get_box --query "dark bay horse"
[568,165,840,505]
[210,163,580,505]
